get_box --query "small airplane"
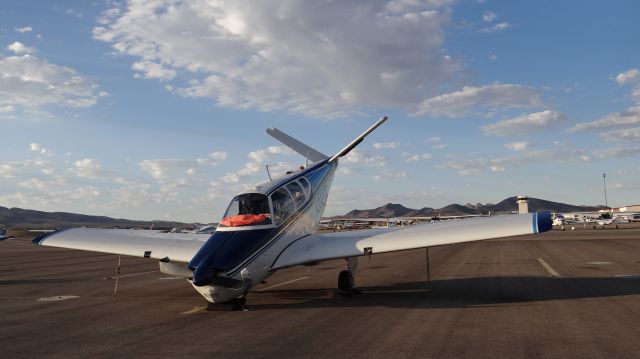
[593,213,619,229]
[33,116,552,308]
[0,228,12,240]
[552,213,566,226]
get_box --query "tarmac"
[2,224,640,358]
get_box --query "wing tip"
[535,211,552,233]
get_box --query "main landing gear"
[337,257,362,296]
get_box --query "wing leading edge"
[272,212,552,269]
[33,228,210,263]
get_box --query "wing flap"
[272,212,551,269]
[34,228,210,263]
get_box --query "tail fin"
[328,116,387,163]
[266,128,328,163]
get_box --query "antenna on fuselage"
[265,165,272,181]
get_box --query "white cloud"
[18,176,66,190]
[15,27,33,33]
[28,142,53,156]
[403,152,432,162]
[480,22,513,33]
[414,84,542,117]
[0,163,20,178]
[481,110,565,136]
[28,143,42,152]
[247,146,289,163]
[601,127,640,143]
[70,159,104,178]
[139,152,226,179]
[442,145,640,175]
[482,11,496,22]
[0,53,102,113]
[441,148,590,175]
[219,146,293,184]
[0,159,50,178]
[373,141,400,149]
[93,0,461,118]
[70,186,100,200]
[566,106,640,132]
[592,147,640,159]
[65,9,84,18]
[342,148,387,167]
[6,42,35,54]
[632,88,640,103]
[132,61,176,80]
[504,141,531,151]
[107,182,152,209]
[373,169,406,181]
[616,68,640,86]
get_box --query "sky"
[1,0,639,223]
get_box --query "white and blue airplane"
[33,116,552,308]
[0,228,12,240]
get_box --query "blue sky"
[1,0,639,222]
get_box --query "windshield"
[220,193,272,227]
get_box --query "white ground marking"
[588,262,612,265]
[537,258,560,277]
[182,305,207,315]
[38,295,79,301]
[256,276,309,291]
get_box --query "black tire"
[338,270,353,294]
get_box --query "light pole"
[602,173,608,209]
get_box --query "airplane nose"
[192,265,215,287]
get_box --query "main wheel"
[338,270,353,294]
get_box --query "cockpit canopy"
[220,193,272,228]
[219,177,312,228]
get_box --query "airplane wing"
[33,228,210,263]
[272,212,552,269]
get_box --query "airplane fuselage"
[188,160,337,303]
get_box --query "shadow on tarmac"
[249,276,640,310]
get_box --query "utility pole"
[602,173,608,209]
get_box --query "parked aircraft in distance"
[32,116,552,309]
[0,228,12,240]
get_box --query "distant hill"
[334,197,605,218]
[0,206,189,230]
[345,203,415,218]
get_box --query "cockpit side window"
[220,193,272,227]
[287,181,306,208]
[299,177,311,196]
[270,188,295,226]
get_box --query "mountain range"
[1,197,605,228]
[0,206,188,230]
[337,196,605,218]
